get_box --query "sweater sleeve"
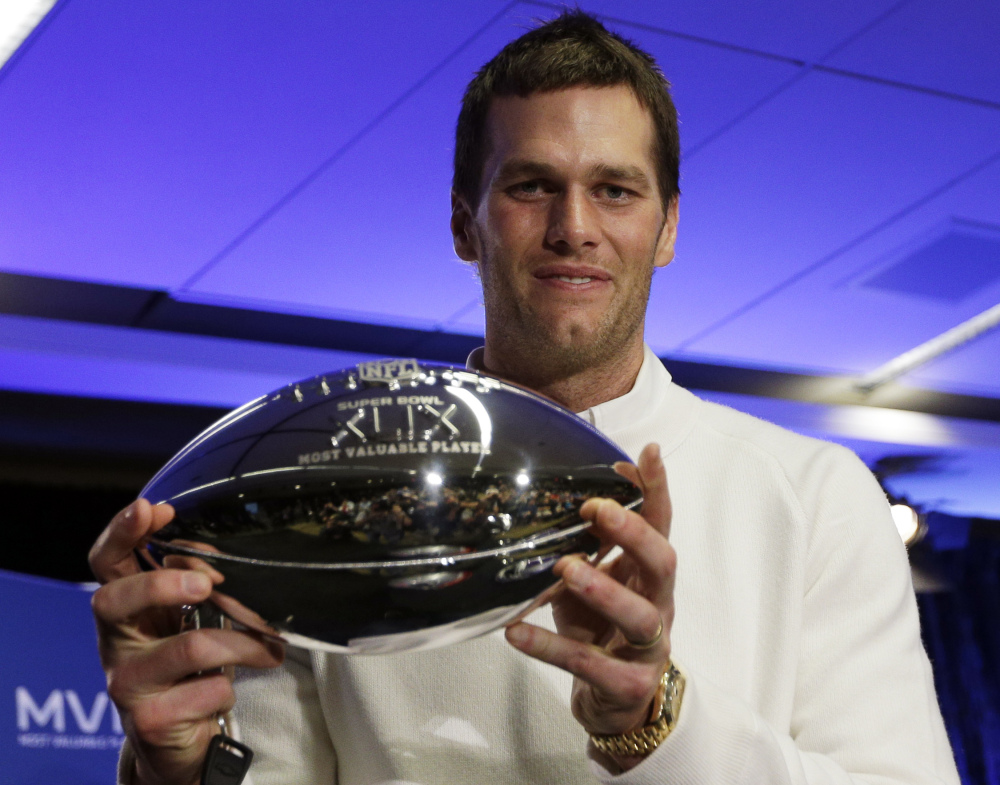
[234,645,338,785]
[590,446,959,785]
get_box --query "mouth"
[533,265,611,288]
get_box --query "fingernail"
[563,559,590,589]
[183,571,211,597]
[506,624,528,645]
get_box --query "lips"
[533,264,611,285]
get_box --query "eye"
[506,180,550,201]
[603,185,627,200]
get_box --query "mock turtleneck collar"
[465,344,694,462]
[579,344,672,431]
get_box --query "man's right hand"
[89,499,284,785]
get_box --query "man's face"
[452,85,678,378]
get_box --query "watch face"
[142,359,642,654]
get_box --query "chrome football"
[141,359,642,654]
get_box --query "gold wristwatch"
[590,662,685,758]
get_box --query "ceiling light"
[890,504,922,546]
[0,0,55,71]
[856,302,1000,392]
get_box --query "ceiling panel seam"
[812,65,1000,113]
[529,0,997,157]
[682,58,1000,160]
[520,0,811,67]
[436,297,482,332]
[673,147,1000,352]
[682,69,812,159]
[176,0,519,295]
[404,296,486,358]
[571,0,919,158]
[679,0,924,157]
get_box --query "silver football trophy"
[141,359,642,654]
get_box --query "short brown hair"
[453,10,680,210]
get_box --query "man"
[90,11,959,784]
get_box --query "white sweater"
[136,347,961,784]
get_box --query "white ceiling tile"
[0,0,509,288]
[619,25,802,153]
[824,0,1000,105]
[662,157,1000,394]
[647,71,1000,365]
[184,14,801,333]
[182,10,530,332]
[1,0,997,406]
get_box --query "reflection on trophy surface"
[141,359,642,653]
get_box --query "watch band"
[589,662,685,758]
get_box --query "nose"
[544,188,601,254]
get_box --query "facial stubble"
[478,253,655,389]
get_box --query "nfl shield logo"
[357,358,421,384]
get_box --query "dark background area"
[1,479,135,583]
[0,391,225,582]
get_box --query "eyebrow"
[590,163,652,188]
[494,159,560,183]
[494,159,653,189]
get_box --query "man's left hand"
[505,442,675,743]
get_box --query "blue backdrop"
[0,570,123,784]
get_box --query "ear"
[652,197,680,268]
[451,192,481,263]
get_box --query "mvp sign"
[16,687,123,744]
[1,570,125,782]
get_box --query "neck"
[481,335,645,412]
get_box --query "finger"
[170,539,224,555]
[614,502,676,599]
[126,676,238,775]
[579,498,676,596]
[547,556,606,645]
[126,672,235,739]
[505,622,660,731]
[120,628,284,693]
[609,444,670,537]
[636,443,671,537]
[92,569,214,629]
[555,557,665,656]
[162,554,226,584]
[613,460,641,488]
[89,499,175,584]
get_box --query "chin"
[538,316,603,346]
[529,328,607,373]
